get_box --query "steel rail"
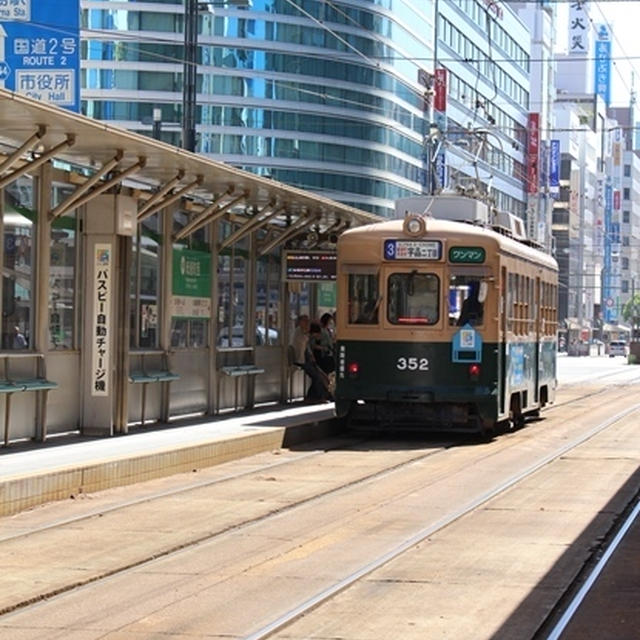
[545,499,640,640]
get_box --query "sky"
[555,1,640,107]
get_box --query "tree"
[622,294,640,340]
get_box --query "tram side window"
[348,273,379,324]
[507,273,516,334]
[449,276,484,326]
[387,272,439,325]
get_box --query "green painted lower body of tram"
[335,337,556,434]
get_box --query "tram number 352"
[396,357,429,371]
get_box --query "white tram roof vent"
[395,195,490,225]
[493,210,528,242]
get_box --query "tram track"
[0,439,455,616]
[1,391,639,630]
[244,402,640,640]
[0,435,459,545]
[543,499,640,640]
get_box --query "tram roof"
[339,216,559,271]
[0,89,382,248]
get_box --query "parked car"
[608,340,627,357]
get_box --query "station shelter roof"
[0,88,382,250]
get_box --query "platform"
[0,403,337,517]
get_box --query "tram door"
[534,276,541,403]
[80,195,135,436]
[499,266,507,415]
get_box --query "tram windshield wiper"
[408,269,417,296]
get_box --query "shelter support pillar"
[80,194,135,436]
[34,163,52,441]
[207,219,220,415]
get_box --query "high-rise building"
[512,0,557,251]
[82,0,437,217]
[81,0,534,219]
[434,0,531,220]
[608,104,640,320]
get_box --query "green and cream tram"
[334,196,558,435]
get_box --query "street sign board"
[0,0,80,111]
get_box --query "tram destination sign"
[384,239,442,260]
[449,246,486,263]
[284,250,336,282]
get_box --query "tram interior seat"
[0,353,58,447]
[128,351,179,426]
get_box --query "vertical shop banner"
[539,140,548,190]
[435,151,446,189]
[434,68,447,132]
[91,244,112,397]
[594,25,611,106]
[549,139,560,197]
[569,0,590,55]
[171,248,211,318]
[613,190,620,210]
[434,68,447,112]
[603,181,615,323]
[527,113,540,194]
[0,0,80,111]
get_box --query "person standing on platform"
[291,314,310,365]
[304,321,332,401]
[316,312,336,374]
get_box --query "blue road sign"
[0,0,80,112]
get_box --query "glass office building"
[82,0,437,217]
[436,0,532,219]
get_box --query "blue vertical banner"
[603,181,615,323]
[594,25,611,106]
[549,139,560,197]
[0,0,80,112]
[539,139,548,191]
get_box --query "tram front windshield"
[387,272,439,325]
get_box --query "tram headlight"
[403,214,426,237]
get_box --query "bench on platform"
[128,351,179,426]
[0,353,58,447]
[217,347,264,412]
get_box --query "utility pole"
[577,127,586,336]
[182,0,198,152]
